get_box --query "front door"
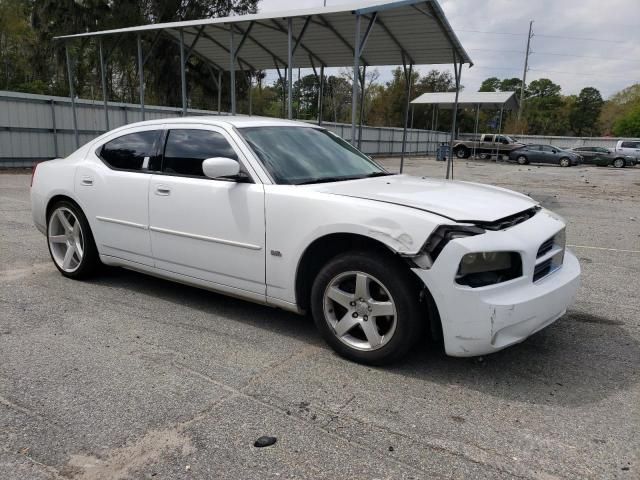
[75,126,162,266]
[148,125,266,296]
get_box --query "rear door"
[75,126,162,266]
[148,124,266,296]
[539,145,557,164]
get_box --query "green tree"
[613,104,640,137]
[569,87,603,136]
[479,77,500,92]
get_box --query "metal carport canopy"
[54,0,472,70]
[411,91,518,110]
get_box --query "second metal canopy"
[411,91,519,110]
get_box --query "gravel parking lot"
[1,159,639,479]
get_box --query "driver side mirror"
[202,157,240,179]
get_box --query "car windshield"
[238,126,390,185]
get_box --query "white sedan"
[31,117,580,364]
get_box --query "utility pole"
[518,20,533,122]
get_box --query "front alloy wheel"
[323,271,397,351]
[613,158,625,168]
[559,157,571,167]
[311,251,424,365]
[517,155,528,165]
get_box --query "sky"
[258,0,640,99]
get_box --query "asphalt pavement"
[1,159,638,479]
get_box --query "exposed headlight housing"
[411,225,485,269]
[456,251,522,288]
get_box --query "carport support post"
[217,70,222,114]
[446,53,462,180]
[137,34,145,120]
[64,42,79,148]
[287,19,294,120]
[472,103,480,158]
[98,39,109,131]
[496,104,505,161]
[179,29,187,115]
[400,60,413,174]
[350,14,361,146]
[230,26,236,115]
[318,65,324,125]
[358,65,366,150]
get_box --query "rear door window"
[162,129,238,177]
[99,130,161,171]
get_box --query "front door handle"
[155,185,171,196]
[80,177,93,186]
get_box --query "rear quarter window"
[98,130,161,171]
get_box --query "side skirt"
[99,254,303,315]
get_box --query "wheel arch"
[294,232,438,336]
[46,194,84,222]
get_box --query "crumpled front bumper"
[412,209,581,357]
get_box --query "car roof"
[110,116,314,131]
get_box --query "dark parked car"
[571,146,636,168]
[509,144,581,167]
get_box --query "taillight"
[30,162,38,187]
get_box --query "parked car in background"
[571,146,636,168]
[615,140,640,160]
[30,117,580,365]
[509,144,581,167]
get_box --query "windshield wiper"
[362,172,394,178]
[295,176,359,185]
[295,172,392,185]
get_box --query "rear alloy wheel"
[559,157,571,167]
[613,158,625,168]
[517,155,528,165]
[311,251,423,365]
[47,201,100,278]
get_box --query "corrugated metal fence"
[0,90,450,167]
[3,90,633,167]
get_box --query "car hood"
[310,174,538,222]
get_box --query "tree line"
[1,0,638,137]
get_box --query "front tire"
[613,158,625,168]
[47,200,100,279]
[559,157,571,167]
[310,251,424,365]
[516,155,528,165]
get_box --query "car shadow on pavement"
[393,310,640,408]
[88,267,638,409]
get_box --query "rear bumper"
[412,209,581,357]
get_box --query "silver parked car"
[509,144,581,167]
[572,146,636,168]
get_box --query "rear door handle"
[80,177,93,186]
[155,185,171,196]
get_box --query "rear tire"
[613,158,625,168]
[310,251,424,365]
[454,147,470,159]
[47,200,100,279]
